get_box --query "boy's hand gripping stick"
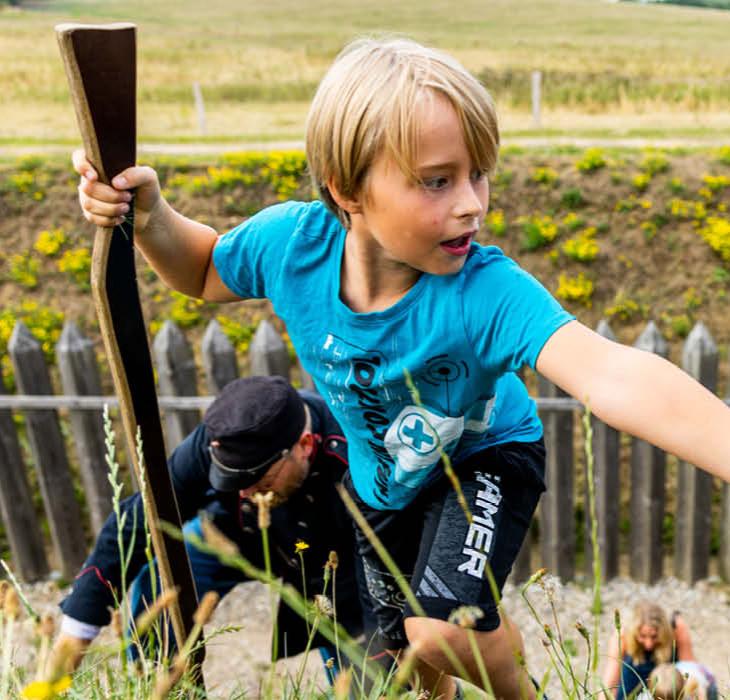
[55,23,205,681]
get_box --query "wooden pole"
[56,23,204,680]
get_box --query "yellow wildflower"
[295,540,310,553]
[21,676,72,699]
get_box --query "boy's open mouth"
[440,233,473,254]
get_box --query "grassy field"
[2,0,730,143]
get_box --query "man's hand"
[72,149,162,232]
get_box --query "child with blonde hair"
[603,601,717,699]
[73,37,730,700]
[643,661,717,700]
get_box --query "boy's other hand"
[72,149,161,232]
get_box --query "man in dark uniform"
[55,375,369,677]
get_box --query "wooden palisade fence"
[0,317,728,586]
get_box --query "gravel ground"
[12,575,730,698]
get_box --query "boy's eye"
[422,176,449,190]
[470,169,487,182]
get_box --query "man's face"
[238,436,312,507]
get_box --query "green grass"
[2,0,730,142]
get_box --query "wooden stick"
[55,23,205,683]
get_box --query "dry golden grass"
[2,0,730,141]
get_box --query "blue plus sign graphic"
[398,412,438,455]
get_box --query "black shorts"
[343,440,546,648]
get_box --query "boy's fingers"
[78,176,132,203]
[79,192,129,218]
[71,148,97,181]
[111,165,157,190]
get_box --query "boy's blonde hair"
[626,601,675,665]
[649,663,694,700]
[306,37,500,227]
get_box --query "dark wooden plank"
[57,321,113,534]
[675,322,715,583]
[630,322,667,583]
[0,381,49,581]
[8,322,86,579]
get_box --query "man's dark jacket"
[60,390,363,657]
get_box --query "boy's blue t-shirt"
[214,200,574,510]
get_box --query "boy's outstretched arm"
[73,150,239,302]
[536,320,730,483]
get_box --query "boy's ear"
[327,178,363,215]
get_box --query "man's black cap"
[204,376,306,492]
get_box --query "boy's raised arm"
[73,150,240,302]
[536,320,730,483]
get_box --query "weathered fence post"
[57,321,113,534]
[8,321,86,578]
[0,380,48,581]
[152,321,200,450]
[721,380,730,580]
[585,320,621,581]
[630,321,667,583]
[538,374,575,581]
[201,319,238,394]
[675,322,716,583]
[249,320,290,378]
[531,70,542,128]
[298,359,316,392]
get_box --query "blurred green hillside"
[1,0,730,143]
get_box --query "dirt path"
[14,574,730,698]
[0,135,725,160]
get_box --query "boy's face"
[353,93,489,278]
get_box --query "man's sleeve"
[59,424,215,627]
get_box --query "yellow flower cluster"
[632,173,651,192]
[530,167,558,186]
[168,290,206,328]
[561,212,585,232]
[166,151,307,201]
[58,247,92,290]
[562,227,599,263]
[701,174,730,193]
[485,209,506,237]
[519,214,558,251]
[556,272,594,307]
[697,216,730,261]
[639,151,669,176]
[668,198,707,221]
[575,148,606,173]
[0,301,64,363]
[8,253,39,288]
[2,170,45,200]
[605,295,643,322]
[216,314,255,353]
[34,228,67,257]
[615,196,651,213]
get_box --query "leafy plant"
[58,248,92,290]
[556,272,594,307]
[519,215,559,251]
[562,227,599,263]
[485,209,507,237]
[575,148,606,173]
[8,253,39,288]
[561,187,585,209]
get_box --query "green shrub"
[519,215,559,251]
[8,253,39,288]
[575,148,606,173]
[561,187,585,209]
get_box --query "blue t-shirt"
[214,200,574,509]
